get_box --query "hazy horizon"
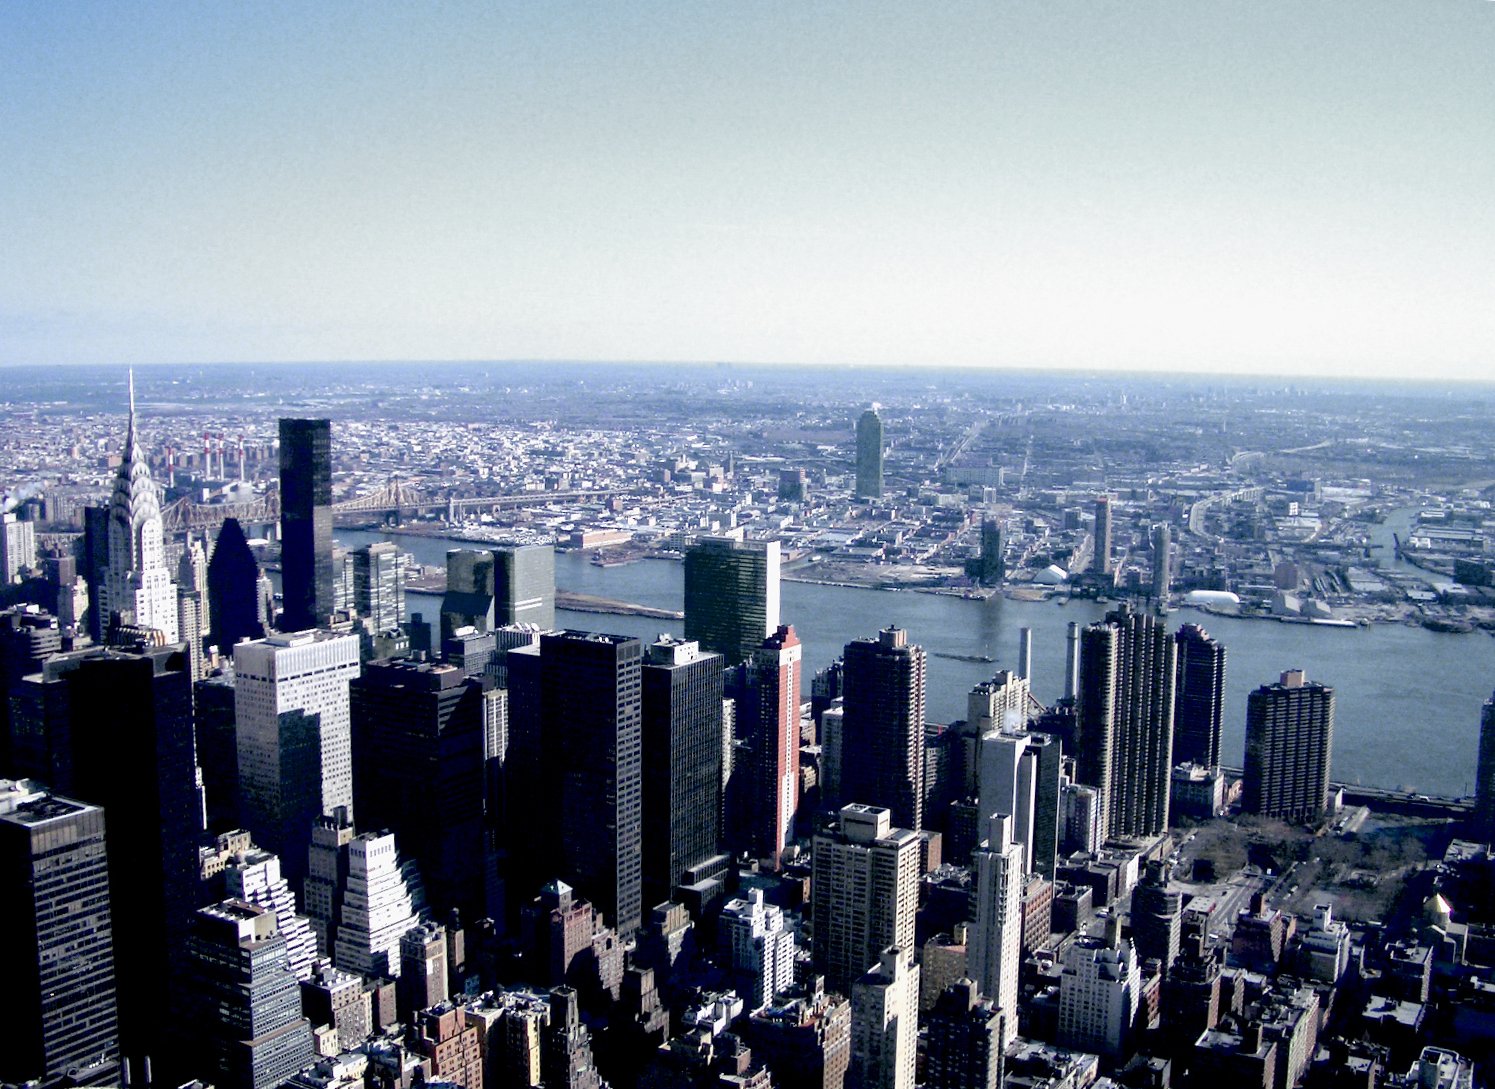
[4,3,1491,379]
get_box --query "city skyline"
[3,3,1491,379]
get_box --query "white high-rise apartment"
[811,803,920,997]
[850,946,919,1089]
[1057,934,1141,1060]
[969,813,1024,1049]
[334,831,423,978]
[719,888,797,1011]
[234,630,361,885]
[223,846,319,981]
[100,374,179,641]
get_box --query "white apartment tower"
[719,888,797,1011]
[811,803,921,997]
[234,630,361,888]
[333,831,423,978]
[1057,934,1142,1059]
[100,372,179,642]
[223,846,319,981]
[968,813,1024,1049]
[850,946,919,1089]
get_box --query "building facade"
[683,537,781,665]
[841,627,927,831]
[1243,669,1335,822]
[279,418,334,631]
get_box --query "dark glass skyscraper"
[841,627,926,830]
[0,781,120,1087]
[494,543,556,630]
[1477,691,1495,841]
[1091,496,1113,577]
[207,517,265,651]
[1243,669,1334,822]
[1173,623,1226,769]
[350,657,487,922]
[640,636,724,908]
[855,409,884,500]
[683,537,780,665]
[540,631,643,938]
[278,418,333,631]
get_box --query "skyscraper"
[855,409,884,500]
[850,946,918,1089]
[304,807,354,955]
[540,630,644,938]
[1174,624,1226,769]
[968,814,1023,1049]
[641,636,725,906]
[842,627,927,830]
[0,780,119,1087]
[494,542,557,630]
[352,541,405,634]
[100,374,180,642]
[61,644,201,1080]
[1057,934,1141,1060]
[351,657,488,922]
[683,537,781,664]
[190,900,316,1089]
[719,888,797,1012]
[1243,669,1335,822]
[1129,859,1182,976]
[1151,522,1172,599]
[742,624,802,868]
[811,803,920,996]
[178,532,210,678]
[1091,496,1113,577]
[221,845,319,982]
[234,630,362,890]
[441,548,496,640]
[1076,605,1176,840]
[278,418,334,631]
[1477,691,1495,840]
[207,518,265,652]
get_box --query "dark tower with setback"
[278,418,333,631]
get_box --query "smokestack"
[1018,627,1033,681]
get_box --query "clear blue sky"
[2,2,1491,377]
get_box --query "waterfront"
[340,528,1495,799]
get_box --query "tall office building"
[1243,669,1335,822]
[351,657,487,921]
[641,636,725,907]
[441,548,496,639]
[1076,605,1176,840]
[1174,624,1226,769]
[100,375,180,642]
[1064,620,1080,702]
[855,409,884,500]
[923,979,1002,1089]
[494,543,556,630]
[976,731,1034,869]
[179,532,210,678]
[683,537,781,664]
[742,624,802,868]
[968,814,1024,1048]
[304,807,354,955]
[842,627,926,830]
[278,418,334,631]
[60,644,201,1080]
[1090,496,1113,577]
[1151,523,1172,599]
[720,888,797,1011]
[968,519,1004,586]
[353,542,405,633]
[0,605,63,776]
[208,518,266,652]
[850,946,918,1089]
[0,780,120,1087]
[811,804,920,996]
[333,830,425,978]
[234,630,361,890]
[1057,935,1141,1060]
[541,630,644,938]
[190,900,316,1089]
[1477,692,1495,840]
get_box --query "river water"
[338,528,1495,799]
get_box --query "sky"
[2,2,1491,379]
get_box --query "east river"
[338,528,1495,800]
